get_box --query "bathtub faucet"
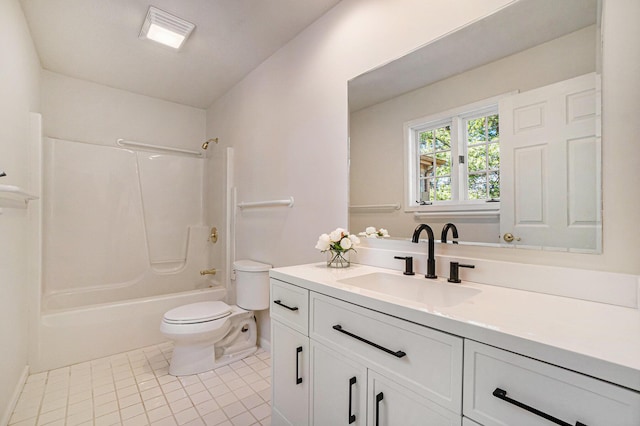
[200,268,217,276]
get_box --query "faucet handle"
[394,256,415,275]
[448,262,474,283]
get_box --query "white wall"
[206,0,513,343]
[207,0,640,281]
[0,0,41,421]
[349,26,596,243]
[207,0,511,266]
[41,71,206,150]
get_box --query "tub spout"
[200,268,217,276]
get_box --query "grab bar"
[237,197,294,209]
[116,139,203,157]
[350,203,400,212]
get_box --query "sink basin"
[338,272,480,307]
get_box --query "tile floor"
[8,342,271,426]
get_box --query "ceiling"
[349,0,597,112]
[20,0,342,109]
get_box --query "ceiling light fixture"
[139,6,195,50]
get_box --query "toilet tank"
[233,259,272,310]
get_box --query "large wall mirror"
[348,0,602,253]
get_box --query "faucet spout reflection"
[441,223,459,244]
[412,224,437,279]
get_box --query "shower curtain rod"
[116,139,203,157]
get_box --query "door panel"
[500,73,600,251]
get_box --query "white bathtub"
[31,286,226,372]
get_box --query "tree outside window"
[466,114,500,200]
[409,105,499,208]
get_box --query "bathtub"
[31,286,226,373]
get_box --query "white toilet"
[160,259,271,376]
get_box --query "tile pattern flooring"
[8,342,271,426]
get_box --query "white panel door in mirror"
[499,73,600,252]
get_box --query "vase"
[327,250,350,268]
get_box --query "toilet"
[160,259,271,376]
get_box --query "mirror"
[348,0,601,253]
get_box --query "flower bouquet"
[315,228,360,268]
[359,226,390,239]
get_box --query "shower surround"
[31,137,225,371]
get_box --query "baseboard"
[1,365,29,426]
[258,337,271,353]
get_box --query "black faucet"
[411,224,437,279]
[441,223,459,244]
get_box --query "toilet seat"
[163,301,231,325]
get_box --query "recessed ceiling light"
[139,6,195,50]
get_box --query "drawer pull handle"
[274,300,299,311]
[295,346,303,385]
[492,388,588,426]
[332,324,406,358]
[375,392,384,426]
[348,376,356,424]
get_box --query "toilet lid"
[163,301,232,324]
[233,259,272,272]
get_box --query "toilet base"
[166,308,259,376]
[168,343,259,376]
[169,341,217,376]
[213,345,258,369]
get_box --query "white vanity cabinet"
[271,279,310,425]
[310,292,463,418]
[463,340,640,426]
[270,270,640,426]
[272,278,463,426]
[310,341,459,426]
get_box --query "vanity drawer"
[463,340,640,426]
[270,278,309,335]
[310,292,463,414]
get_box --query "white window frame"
[404,94,511,216]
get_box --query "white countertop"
[270,262,640,392]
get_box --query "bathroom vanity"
[269,263,640,426]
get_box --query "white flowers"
[314,233,331,251]
[359,226,390,239]
[340,237,352,250]
[316,228,360,253]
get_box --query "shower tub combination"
[32,138,225,372]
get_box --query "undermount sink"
[338,272,480,307]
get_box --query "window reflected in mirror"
[348,0,601,253]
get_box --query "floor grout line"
[8,342,271,426]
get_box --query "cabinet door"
[367,371,460,426]
[310,341,367,426]
[272,321,309,426]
